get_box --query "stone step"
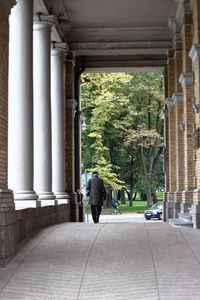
[178,212,192,222]
[169,218,193,227]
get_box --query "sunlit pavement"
[85,212,162,223]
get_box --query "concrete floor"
[0,220,200,299]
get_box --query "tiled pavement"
[0,222,200,299]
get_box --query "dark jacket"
[86,174,106,205]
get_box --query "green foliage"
[81,72,164,197]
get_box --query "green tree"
[81,72,164,207]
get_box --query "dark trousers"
[91,205,102,223]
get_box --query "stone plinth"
[0,210,16,267]
[190,204,200,229]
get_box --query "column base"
[14,200,41,210]
[192,188,200,204]
[173,201,181,218]
[167,201,174,219]
[181,202,192,213]
[13,190,40,210]
[14,191,38,200]
[190,204,200,229]
[181,189,193,213]
[54,192,69,205]
[37,192,56,207]
[67,192,79,222]
[182,189,193,204]
[76,190,84,222]
[162,198,167,221]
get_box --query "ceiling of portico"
[35,0,178,72]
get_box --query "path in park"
[1,220,200,299]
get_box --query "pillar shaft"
[74,69,84,222]
[182,14,195,194]
[175,96,184,191]
[64,60,76,194]
[64,58,78,221]
[8,0,37,205]
[168,102,177,192]
[167,51,177,194]
[173,35,184,195]
[33,21,55,202]
[51,47,68,203]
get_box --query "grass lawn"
[84,200,148,214]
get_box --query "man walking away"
[86,171,106,223]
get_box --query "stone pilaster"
[51,44,69,205]
[64,55,79,222]
[188,0,200,227]
[179,4,195,212]
[166,96,176,218]
[165,50,176,218]
[174,93,184,217]
[173,31,184,217]
[33,16,55,205]
[8,0,37,209]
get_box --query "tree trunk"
[146,177,152,208]
[133,192,137,201]
[125,188,132,206]
[117,189,126,204]
[104,189,112,208]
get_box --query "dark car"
[144,202,163,220]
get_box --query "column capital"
[163,108,169,118]
[33,14,55,29]
[172,93,184,103]
[167,49,175,59]
[179,72,193,86]
[51,42,69,56]
[189,44,200,68]
[65,99,77,109]
[175,0,192,24]
[165,97,176,108]
[66,52,76,66]
[168,18,181,34]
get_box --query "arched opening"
[80,71,165,223]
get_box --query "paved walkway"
[1,221,200,299]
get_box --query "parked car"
[144,202,163,220]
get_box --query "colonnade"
[164,0,200,228]
[6,0,80,220]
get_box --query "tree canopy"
[81,72,164,206]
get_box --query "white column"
[33,19,55,205]
[51,46,69,204]
[8,0,38,209]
